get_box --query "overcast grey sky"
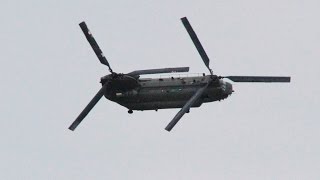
[1,0,319,179]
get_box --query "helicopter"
[68,17,290,132]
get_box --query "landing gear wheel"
[128,110,133,114]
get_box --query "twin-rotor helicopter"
[68,17,290,132]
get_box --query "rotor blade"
[224,76,291,83]
[68,83,108,131]
[181,17,213,75]
[127,67,189,76]
[79,21,113,73]
[165,82,210,132]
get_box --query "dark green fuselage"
[102,75,233,111]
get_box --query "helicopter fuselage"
[103,74,233,111]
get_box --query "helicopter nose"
[225,82,233,95]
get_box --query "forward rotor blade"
[181,17,213,75]
[79,22,113,73]
[69,83,108,131]
[127,67,189,76]
[165,82,210,132]
[224,76,291,83]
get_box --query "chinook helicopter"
[68,17,290,132]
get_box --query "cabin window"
[116,92,123,97]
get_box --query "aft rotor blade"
[79,22,113,73]
[181,17,213,75]
[225,76,291,83]
[165,82,210,132]
[127,67,189,76]
[69,83,108,131]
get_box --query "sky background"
[1,0,319,179]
